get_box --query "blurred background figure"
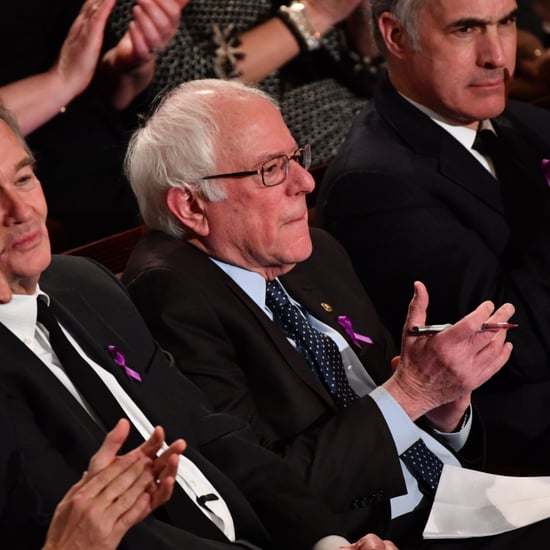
[511,0,550,100]
[0,0,186,250]
[111,0,383,170]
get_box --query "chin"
[27,248,52,278]
[291,242,313,264]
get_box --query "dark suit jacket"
[0,255,342,550]
[122,227,486,544]
[316,74,550,469]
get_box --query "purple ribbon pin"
[542,159,550,188]
[107,345,142,382]
[337,316,373,348]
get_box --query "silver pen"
[408,322,518,336]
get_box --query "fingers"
[0,286,12,304]
[87,419,131,475]
[44,453,154,549]
[153,437,186,479]
[481,301,516,326]
[136,0,184,25]
[401,281,429,341]
[56,0,116,94]
[473,335,513,385]
[0,269,12,303]
[150,438,186,508]
[131,0,183,55]
[79,451,149,502]
[341,533,400,550]
[71,0,116,46]
[138,425,166,459]
[84,426,183,511]
[103,457,155,515]
[391,284,516,420]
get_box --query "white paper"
[423,464,550,538]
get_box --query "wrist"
[382,376,431,422]
[45,66,81,114]
[277,1,328,52]
[425,403,471,433]
[299,0,335,35]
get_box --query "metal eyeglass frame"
[200,144,311,187]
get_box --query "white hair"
[125,79,278,238]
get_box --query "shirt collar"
[0,286,48,347]
[400,93,496,149]
[209,258,267,310]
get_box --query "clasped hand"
[43,419,185,550]
[53,0,188,108]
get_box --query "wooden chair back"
[63,225,145,276]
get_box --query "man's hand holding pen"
[382,281,516,433]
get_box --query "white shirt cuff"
[312,535,351,550]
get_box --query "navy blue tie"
[265,280,358,407]
[401,438,444,495]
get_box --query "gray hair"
[0,104,34,160]
[371,0,426,52]
[125,79,278,238]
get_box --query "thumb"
[88,418,131,475]
[402,281,429,340]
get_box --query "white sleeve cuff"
[312,535,351,550]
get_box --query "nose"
[478,28,507,69]
[0,187,32,225]
[287,161,316,196]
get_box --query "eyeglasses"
[200,144,311,187]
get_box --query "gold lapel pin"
[320,302,333,312]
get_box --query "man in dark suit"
[316,0,550,470]
[120,78,544,548]
[0,104,397,549]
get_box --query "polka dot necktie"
[401,438,444,495]
[265,279,358,408]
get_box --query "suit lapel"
[374,75,505,214]
[169,242,337,409]
[223,273,336,409]
[43,286,149,405]
[280,269,390,386]
[0,320,107,451]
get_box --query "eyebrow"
[447,8,518,30]
[254,143,299,165]
[15,156,35,171]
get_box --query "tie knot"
[472,128,501,158]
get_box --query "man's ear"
[166,187,210,237]
[378,12,409,58]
